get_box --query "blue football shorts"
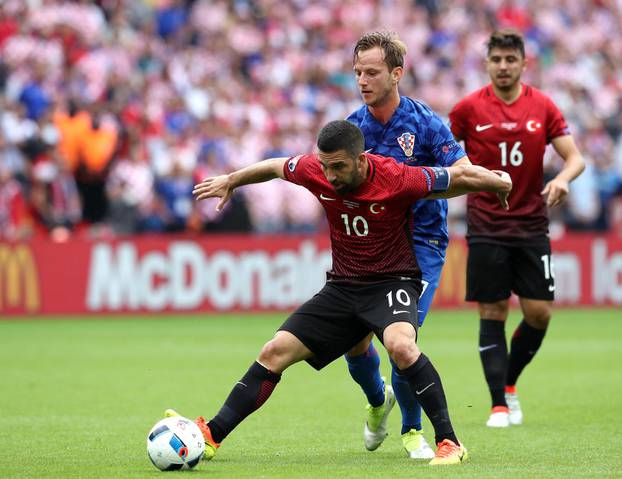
[412,239,447,326]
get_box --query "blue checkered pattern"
[347,96,465,251]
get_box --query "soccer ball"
[147,416,205,471]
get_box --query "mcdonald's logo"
[0,244,40,313]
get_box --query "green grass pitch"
[1,308,620,478]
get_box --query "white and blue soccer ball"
[147,416,205,471]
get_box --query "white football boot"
[401,429,435,459]
[505,391,523,425]
[363,383,396,450]
[486,406,510,427]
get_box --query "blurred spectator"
[156,0,189,40]
[106,143,155,235]
[75,113,117,224]
[0,8,18,48]
[155,161,194,232]
[189,132,252,233]
[29,150,81,241]
[18,64,51,121]
[54,100,92,172]
[0,99,34,181]
[0,161,32,240]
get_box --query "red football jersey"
[449,84,569,242]
[283,153,442,281]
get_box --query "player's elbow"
[447,164,469,183]
[575,154,586,176]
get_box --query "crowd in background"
[1,0,621,241]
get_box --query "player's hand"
[192,175,234,211]
[497,190,510,210]
[541,177,569,207]
[492,170,512,210]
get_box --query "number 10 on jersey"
[341,214,369,236]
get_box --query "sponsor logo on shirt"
[475,123,493,132]
[501,122,518,130]
[397,132,415,157]
[343,200,360,209]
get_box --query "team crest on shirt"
[369,203,385,214]
[526,119,543,132]
[397,132,415,157]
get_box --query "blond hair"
[353,31,407,70]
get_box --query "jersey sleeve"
[283,154,317,189]
[424,109,466,167]
[545,96,570,142]
[448,99,468,141]
[400,164,450,201]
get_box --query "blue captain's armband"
[422,167,450,192]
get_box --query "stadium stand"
[1,0,621,240]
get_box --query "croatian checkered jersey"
[347,97,465,251]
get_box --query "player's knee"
[385,337,420,370]
[526,308,551,329]
[258,338,289,371]
[479,301,509,320]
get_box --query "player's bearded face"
[354,47,397,108]
[486,47,525,91]
[319,151,366,195]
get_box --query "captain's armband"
[423,167,451,192]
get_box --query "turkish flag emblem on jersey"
[526,119,543,132]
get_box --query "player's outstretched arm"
[542,135,585,207]
[193,157,288,211]
[427,164,513,209]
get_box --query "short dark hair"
[353,31,406,71]
[317,120,365,159]
[487,29,525,58]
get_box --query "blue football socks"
[345,342,385,407]
[391,358,423,433]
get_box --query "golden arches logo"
[0,244,40,313]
